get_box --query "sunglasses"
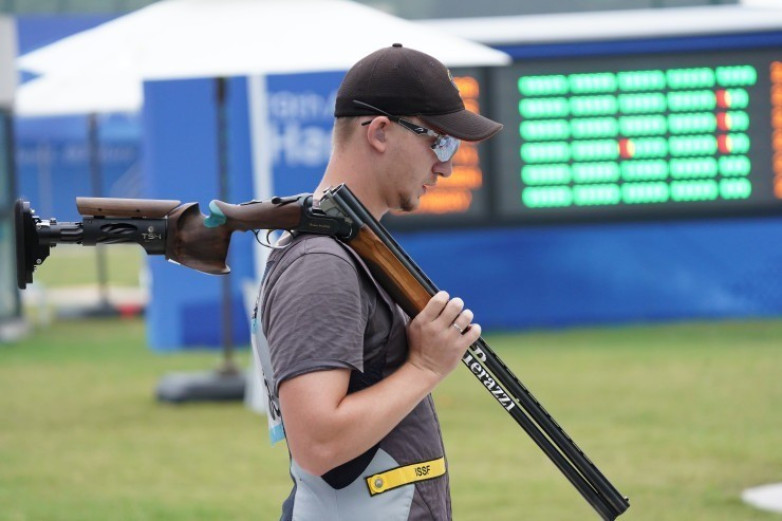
[353,100,460,163]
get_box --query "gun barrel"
[321,184,630,520]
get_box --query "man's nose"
[436,159,454,178]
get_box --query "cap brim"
[420,110,503,142]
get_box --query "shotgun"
[14,184,629,520]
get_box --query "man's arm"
[279,291,480,476]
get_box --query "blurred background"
[1,0,782,520]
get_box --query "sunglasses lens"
[433,136,460,162]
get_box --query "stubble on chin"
[398,194,420,213]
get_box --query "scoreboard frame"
[385,30,782,230]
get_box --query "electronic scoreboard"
[491,47,782,223]
[383,33,782,229]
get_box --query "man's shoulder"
[267,234,357,274]
[262,234,365,305]
[273,233,353,261]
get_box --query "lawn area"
[1,316,781,520]
[30,243,144,288]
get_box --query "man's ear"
[365,117,389,153]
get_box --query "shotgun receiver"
[14,184,629,520]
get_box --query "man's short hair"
[332,117,360,149]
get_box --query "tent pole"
[88,113,111,309]
[216,76,238,375]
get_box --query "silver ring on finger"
[452,323,464,334]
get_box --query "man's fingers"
[451,308,474,333]
[438,297,464,325]
[417,292,476,339]
[417,291,450,321]
[463,323,482,343]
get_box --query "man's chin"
[398,197,420,213]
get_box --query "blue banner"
[266,71,344,195]
[15,113,142,221]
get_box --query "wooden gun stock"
[166,197,305,274]
[15,194,320,288]
[76,197,182,218]
[74,196,305,275]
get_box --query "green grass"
[32,244,144,288]
[2,317,782,520]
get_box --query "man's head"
[324,44,502,217]
[334,43,502,143]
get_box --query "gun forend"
[77,197,181,218]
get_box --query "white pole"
[244,73,272,414]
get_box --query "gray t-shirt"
[259,233,451,521]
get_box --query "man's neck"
[317,161,388,221]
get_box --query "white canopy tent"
[16,0,509,116]
[14,0,510,407]
[17,0,509,80]
[15,69,141,117]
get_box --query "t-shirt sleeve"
[262,248,369,390]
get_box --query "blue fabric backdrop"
[143,77,255,349]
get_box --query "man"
[256,43,503,520]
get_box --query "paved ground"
[20,284,147,322]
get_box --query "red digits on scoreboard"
[771,62,782,199]
[412,75,483,215]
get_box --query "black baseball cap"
[334,43,503,142]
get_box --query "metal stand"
[155,370,246,403]
[59,113,121,319]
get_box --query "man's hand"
[406,291,482,380]
[279,290,480,476]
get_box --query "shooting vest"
[252,234,451,521]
